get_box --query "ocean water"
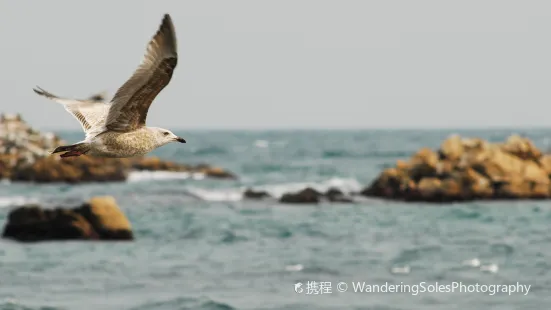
[1,129,551,310]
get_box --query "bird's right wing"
[103,14,178,133]
[33,86,110,139]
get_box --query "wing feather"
[33,86,110,139]
[104,14,178,132]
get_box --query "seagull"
[33,13,186,158]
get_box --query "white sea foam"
[254,140,269,148]
[285,264,304,271]
[127,171,206,182]
[390,265,410,275]
[183,177,362,202]
[462,258,481,267]
[480,263,499,273]
[184,186,243,202]
[0,196,39,208]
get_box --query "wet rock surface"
[279,187,355,204]
[241,186,356,204]
[243,189,272,199]
[0,114,236,183]
[280,187,322,204]
[2,196,133,242]
[361,134,551,202]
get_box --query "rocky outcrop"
[2,196,133,242]
[280,188,322,204]
[0,113,236,183]
[11,156,128,183]
[278,187,355,204]
[193,164,236,179]
[243,189,271,199]
[361,134,551,202]
[0,113,63,179]
[325,188,354,203]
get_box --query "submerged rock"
[361,134,551,202]
[2,196,133,242]
[243,188,271,199]
[325,187,354,203]
[280,187,322,204]
[277,187,355,204]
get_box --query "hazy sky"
[1,0,551,130]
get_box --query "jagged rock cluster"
[0,113,236,182]
[361,134,551,202]
[0,113,63,178]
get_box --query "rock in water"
[361,134,551,202]
[2,196,133,242]
[243,188,271,199]
[76,196,133,240]
[280,188,322,204]
[2,205,98,241]
[325,187,354,203]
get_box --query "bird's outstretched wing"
[33,86,110,139]
[104,13,178,133]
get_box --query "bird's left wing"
[33,86,110,139]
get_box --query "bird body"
[33,13,186,158]
[90,127,174,158]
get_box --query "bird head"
[152,127,186,146]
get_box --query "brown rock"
[462,137,490,150]
[501,134,542,161]
[2,205,99,242]
[435,160,456,178]
[395,159,410,170]
[361,167,410,198]
[439,134,464,161]
[495,177,532,199]
[364,134,551,202]
[461,168,494,199]
[280,188,322,204]
[471,147,547,184]
[76,196,133,240]
[416,177,442,199]
[408,148,439,181]
[130,156,189,172]
[440,178,463,199]
[531,182,551,199]
[325,187,354,203]
[10,156,126,183]
[539,154,551,177]
[2,196,133,242]
[199,166,237,179]
[243,189,271,199]
[522,161,549,185]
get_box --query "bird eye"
[163,132,169,136]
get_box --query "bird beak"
[176,137,186,143]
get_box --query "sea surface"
[1,129,551,310]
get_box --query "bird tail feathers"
[51,142,91,158]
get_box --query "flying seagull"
[33,13,186,158]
